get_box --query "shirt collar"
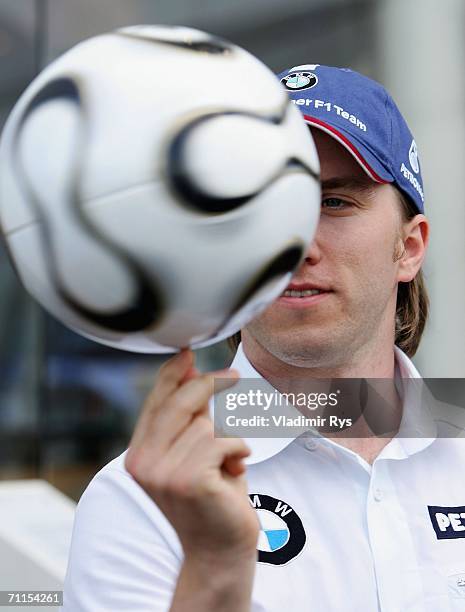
[227,343,295,464]
[227,342,436,465]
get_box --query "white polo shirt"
[63,345,465,612]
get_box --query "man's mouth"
[278,283,332,306]
[281,288,325,298]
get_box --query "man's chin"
[246,326,341,367]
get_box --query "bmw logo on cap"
[250,493,306,565]
[281,71,318,92]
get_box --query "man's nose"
[302,239,322,266]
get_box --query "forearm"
[169,553,256,612]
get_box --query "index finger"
[133,369,239,456]
[144,349,194,411]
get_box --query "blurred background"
[0,0,464,596]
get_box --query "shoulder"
[75,450,179,544]
[63,450,183,611]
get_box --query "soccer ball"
[0,25,320,353]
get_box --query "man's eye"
[321,197,349,210]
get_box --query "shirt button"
[304,438,319,451]
[373,487,383,502]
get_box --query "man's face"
[242,128,406,368]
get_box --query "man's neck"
[240,333,402,465]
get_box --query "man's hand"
[124,349,259,611]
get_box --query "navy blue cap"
[278,64,425,213]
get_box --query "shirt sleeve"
[62,457,183,612]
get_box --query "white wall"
[377,0,465,376]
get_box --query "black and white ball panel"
[118,24,233,55]
[13,77,164,333]
[166,104,318,214]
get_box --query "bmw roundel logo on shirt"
[249,493,306,565]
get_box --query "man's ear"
[396,214,429,283]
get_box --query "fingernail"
[215,368,239,378]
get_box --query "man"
[63,66,465,611]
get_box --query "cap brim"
[303,115,394,184]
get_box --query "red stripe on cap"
[303,115,390,184]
